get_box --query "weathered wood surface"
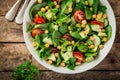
[0,0,120,80]
[0,43,120,71]
[0,71,120,80]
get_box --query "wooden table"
[0,0,120,80]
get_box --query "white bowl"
[23,0,116,74]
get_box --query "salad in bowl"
[23,0,116,74]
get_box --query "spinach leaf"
[71,31,81,39]
[56,14,71,24]
[93,0,100,14]
[67,57,76,70]
[85,7,92,20]
[34,23,50,30]
[59,24,68,34]
[26,23,33,32]
[98,5,107,13]
[55,54,62,66]
[78,44,88,53]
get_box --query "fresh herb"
[13,61,40,80]
[67,57,76,70]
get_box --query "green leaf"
[98,5,107,13]
[71,31,81,39]
[67,57,76,70]
[93,0,100,14]
[34,23,50,30]
[26,23,33,32]
[78,44,88,53]
[59,24,68,34]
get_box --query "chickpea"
[103,14,107,18]
[82,20,87,25]
[90,7,93,11]
[84,30,89,35]
[68,7,73,13]
[60,62,65,67]
[101,29,105,32]
[41,8,46,12]
[102,37,108,42]
[34,14,39,18]
[45,6,49,10]
[85,1,89,5]
[57,45,61,50]
[69,31,72,34]
[56,5,60,9]
[44,30,49,34]
[32,42,37,47]
[90,36,94,41]
[99,45,104,49]
[89,45,95,48]
[38,0,42,4]
[71,41,75,45]
[68,26,71,30]
[48,60,53,64]
[54,1,57,6]
[81,24,86,28]
[92,14,97,19]
[54,53,59,58]
[45,44,50,48]
[97,14,102,19]
[76,24,80,27]
[54,16,57,20]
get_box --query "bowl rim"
[23,0,116,74]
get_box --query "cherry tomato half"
[34,17,45,24]
[74,10,86,23]
[73,51,84,62]
[32,29,44,37]
[62,34,73,41]
[90,20,104,28]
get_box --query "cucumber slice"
[106,25,112,40]
[48,54,56,61]
[79,31,87,39]
[91,25,101,32]
[104,19,109,27]
[93,34,101,46]
[85,56,94,63]
[98,32,107,37]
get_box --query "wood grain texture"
[0,43,31,71]
[0,71,120,80]
[0,43,119,71]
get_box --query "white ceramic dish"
[23,0,116,74]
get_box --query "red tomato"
[62,34,73,41]
[73,52,84,62]
[32,29,44,37]
[34,17,45,24]
[90,20,104,28]
[74,10,86,23]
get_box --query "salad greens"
[27,0,112,70]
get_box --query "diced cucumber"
[91,25,101,32]
[98,32,107,37]
[79,31,87,39]
[106,25,112,40]
[48,54,56,61]
[85,56,94,63]
[43,37,53,45]
[104,19,109,27]
[93,34,101,46]
[61,46,73,62]
[88,0,94,6]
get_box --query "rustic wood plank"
[0,71,120,80]
[0,43,32,71]
[0,0,120,17]
[0,16,24,42]
[0,43,120,71]
[0,16,119,43]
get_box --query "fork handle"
[15,0,30,24]
[5,0,22,21]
